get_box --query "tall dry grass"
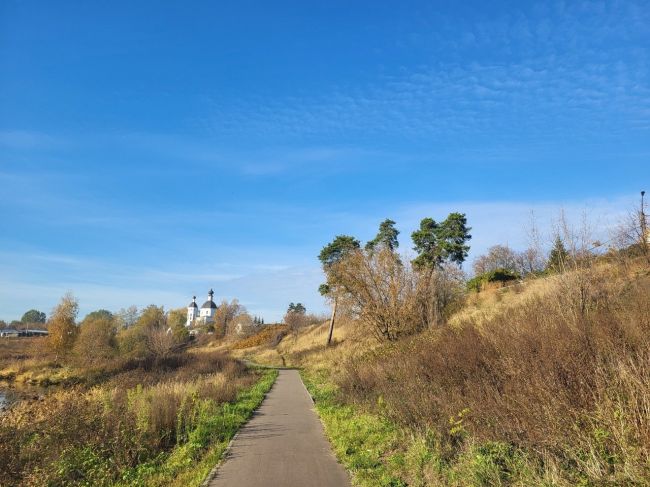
[336,260,650,484]
[0,350,255,486]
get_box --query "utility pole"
[641,191,647,231]
[641,190,648,259]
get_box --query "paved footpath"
[207,369,351,487]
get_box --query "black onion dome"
[201,301,218,309]
[188,301,198,308]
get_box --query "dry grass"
[0,350,258,486]
[242,257,650,485]
[0,338,56,381]
[334,260,650,484]
[230,324,288,350]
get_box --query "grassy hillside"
[232,256,650,486]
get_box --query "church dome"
[188,301,198,308]
[201,289,217,310]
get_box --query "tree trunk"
[326,297,338,346]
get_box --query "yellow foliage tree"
[47,293,79,361]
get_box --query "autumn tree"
[473,245,519,275]
[167,307,190,343]
[318,235,361,345]
[285,302,308,334]
[47,293,79,361]
[231,312,255,336]
[328,246,422,341]
[115,305,139,328]
[73,313,117,366]
[118,305,174,360]
[213,299,243,337]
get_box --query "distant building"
[23,329,48,337]
[187,289,218,327]
[186,296,199,326]
[0,329,48,338]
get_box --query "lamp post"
[641,191,648,254]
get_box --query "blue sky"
[1,0,648,322]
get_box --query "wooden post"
[326,297,337,346]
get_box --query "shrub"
[73,315,118,367]
[335,265,650,484]
[328,249,465,340]
[0,351,257,486]
[466,268,520,292]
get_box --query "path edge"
[297,369,353,485]
[199,374,278,487]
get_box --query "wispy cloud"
[201,2,649,143]
[0,130,64,150]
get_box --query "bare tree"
[612,192,649,263]
[473,245,519,275]
[115,305,139,329]
[327,248,418,341]
[416,263,466,328]
[284,308,308,336]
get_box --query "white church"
[186,289,218,327]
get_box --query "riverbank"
[0,348,277,486]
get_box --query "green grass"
[301,369,536,487]
[301,369,412,487]
[110,367,278,487]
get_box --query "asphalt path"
[207,369,351,487]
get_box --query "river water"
[0,388,23,412]
[0,389,11,409]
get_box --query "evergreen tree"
[319,234,361,345]
[411,213,471,269]
[318,235,361,269]
[366,218,399,252]
[547,236,569,273]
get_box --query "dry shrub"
[284,311,309,336]
[331,249,420,340]
[337,263,650,483]
[330,249,465,341]
[0,351,254,486]
[72,316,117,367]
[231,325,289,349]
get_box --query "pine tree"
[366,219,399,252]
[319,234,361,345]
[412,213,471,269]
[547,236,569,273]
